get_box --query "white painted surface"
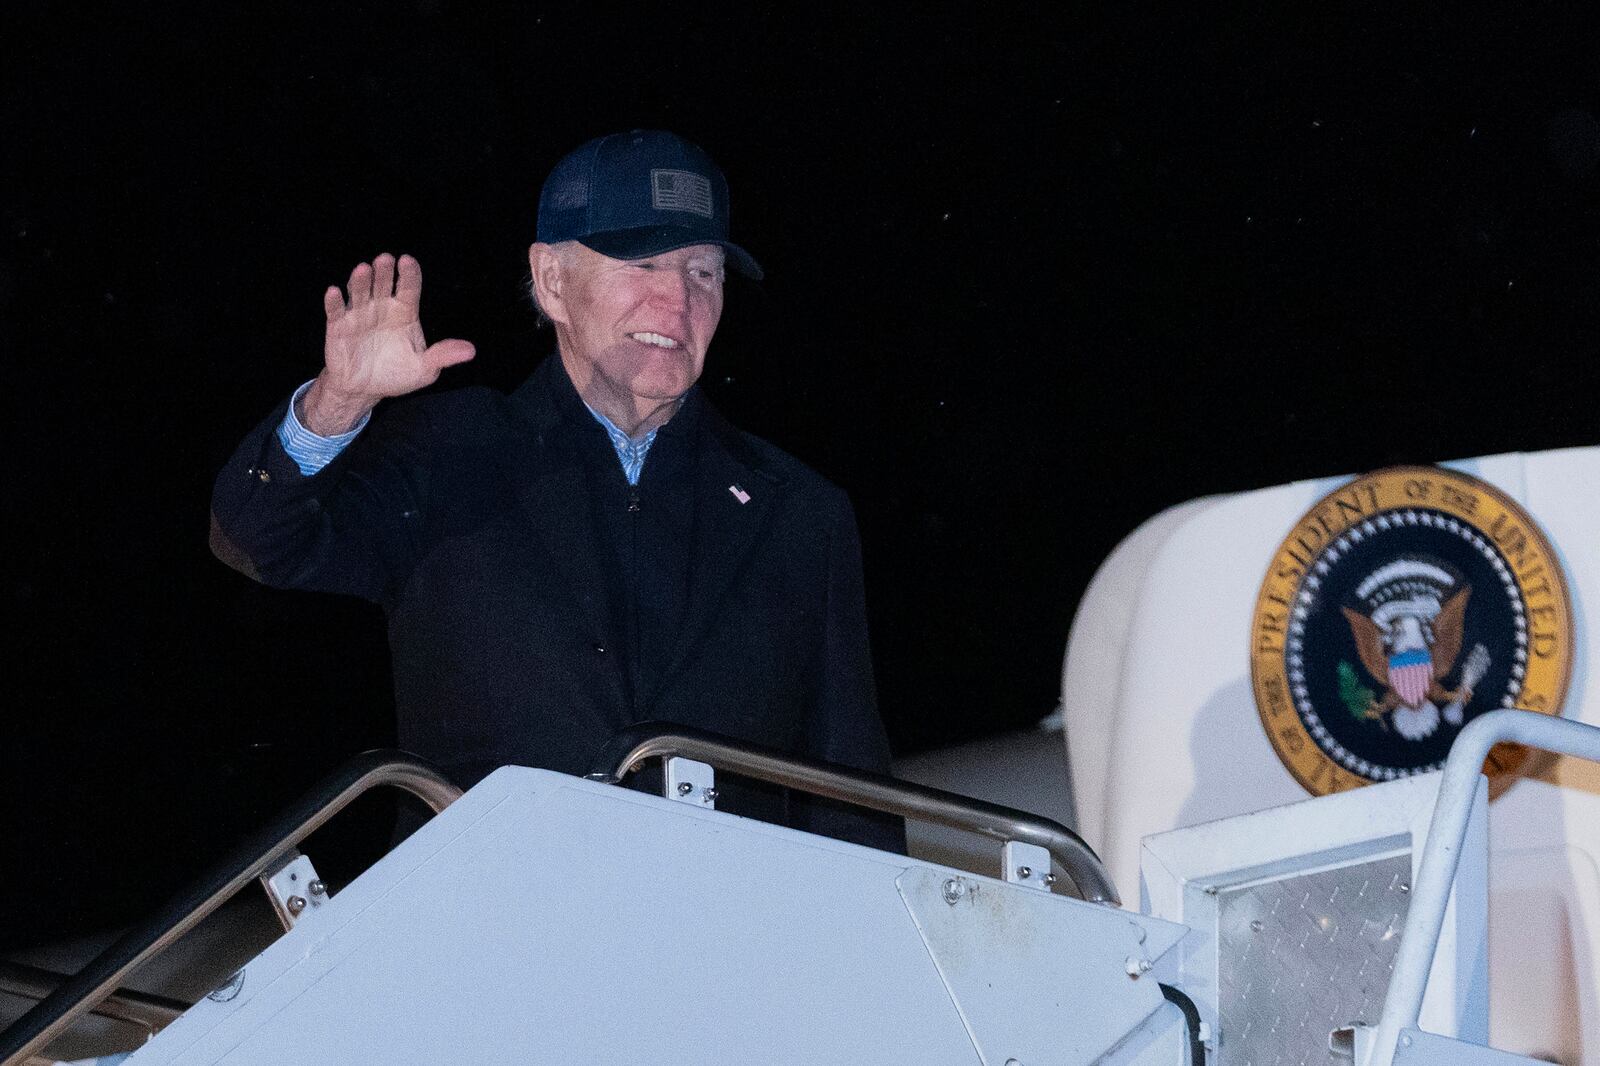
[125,767,1189,1066]
[1061,496,1224,860]
[898,866,1186,1065]
[1063,445,1600,1062]
[1487,845,1600,1065]
[1141,772,1488,1047]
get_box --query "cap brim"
[579,226,764,281]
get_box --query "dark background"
[3,4,1597,943]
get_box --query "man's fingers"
[424,338,476,370]
[372,253,397,302]
[395,254,423,309]
[323,285,345,322]
[347,261,373,308]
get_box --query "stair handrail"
[1365,709,1600,1066]
[587,721,1120,906]
[0,960,186,1035]
[0,750,461,1066]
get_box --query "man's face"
[542,242,726,415]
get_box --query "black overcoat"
[210,356,901,851]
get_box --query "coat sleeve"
[791,495,907,854]
[209,394,433,603]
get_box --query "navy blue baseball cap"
[536,129,764,280]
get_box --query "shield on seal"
[1388,649,1434,708]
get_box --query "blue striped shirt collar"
[582,401,672,486]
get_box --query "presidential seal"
[1251,466,1573,796]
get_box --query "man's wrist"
[278,379,369,476]
[300,377,378,436]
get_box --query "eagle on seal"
[1341,559,1490,740]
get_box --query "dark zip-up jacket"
[210,356,902,851]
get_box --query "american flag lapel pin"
[728,484,751,505]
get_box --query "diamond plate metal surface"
[1217,851,1412,1066]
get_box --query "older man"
[210,130,900,850]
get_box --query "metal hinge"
[257,849,328,931]
[664,756,718,809]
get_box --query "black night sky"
[3,5,1598,942]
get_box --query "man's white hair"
[529,240,583,325]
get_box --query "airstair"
[4,713,1596,1065]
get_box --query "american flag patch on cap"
[651,169,714,218]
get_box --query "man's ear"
[528,242,568,325]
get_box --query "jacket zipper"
[626,479,641,715]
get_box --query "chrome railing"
[587,722,1121,906]
[0,751,461,1066]
[1364,709,1600,1066]
[0,960,185,1035]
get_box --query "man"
[210,130,900,851]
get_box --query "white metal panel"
[126,767,1183,1066]
[1140,772,1489,1061]
[128,769,976,1065]
[897,867,1187,1065]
